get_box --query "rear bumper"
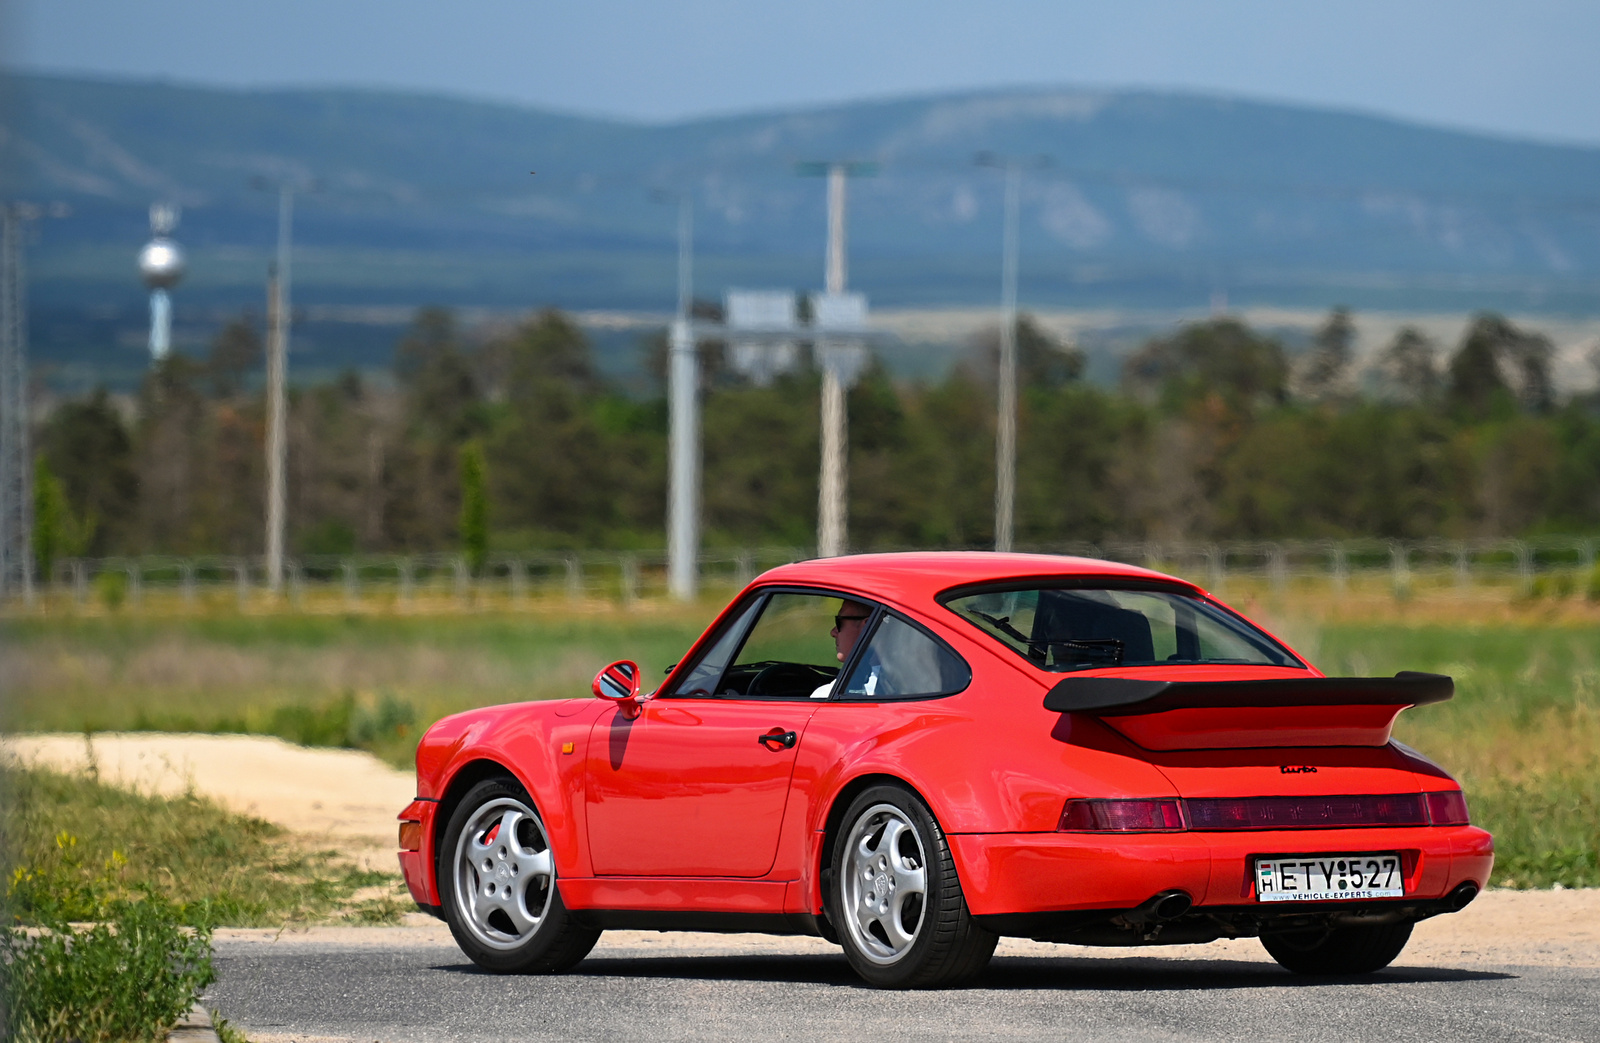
[397,798,441,908]
[950,824,1493,928]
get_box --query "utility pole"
[818,165,850,559]
[977,154,1046,553]
[995,163,1020,553]
[799,161,876,558]
[0,204,34,601]
[264,185,294,594]
[664,194,699,600]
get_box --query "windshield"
[943,586,1303,672]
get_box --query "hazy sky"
[7,0,1600,145]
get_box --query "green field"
[0,605,716,767]
[3,596,1596,888]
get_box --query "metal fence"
[13,547,810,610]
[6,536,1598,611]
[1048,536,1597,598]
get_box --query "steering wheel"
[748,662,833,697]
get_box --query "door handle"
[758,729,797,750]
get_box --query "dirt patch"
[2,733,414,850]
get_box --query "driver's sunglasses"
[834,612,871,630]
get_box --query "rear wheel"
[825,784,996,989]
[1260,921,1413,975]
[438,777,600,973]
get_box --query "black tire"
[824,784,997,989]
[1260,921,1413,975]
[437,777,600,973]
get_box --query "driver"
[811,599,872,699]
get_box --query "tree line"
[30,306,1600,573]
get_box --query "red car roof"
[755,551,1202,607]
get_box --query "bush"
[93,569,128,610]
[1527,571,1576,600]
[264,691,417,757]
[0,898,214,1043]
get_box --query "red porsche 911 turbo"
[397,552,1493,988]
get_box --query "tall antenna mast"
[0,204,33,600]
[0,202,63,598]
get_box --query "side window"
[839,615,970,701]
[720,593,849,699]
[667,596,764,698]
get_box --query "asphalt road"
[208,934,1598,1043]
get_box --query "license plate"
[1253,853,1403,902]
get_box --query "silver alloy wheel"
[450,796,556,951]
[841,802,928,965]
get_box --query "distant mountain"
[5,72,1600,330]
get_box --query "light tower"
[138,204,185,362]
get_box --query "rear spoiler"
[1043,671,1453,715]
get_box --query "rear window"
[943,586,1302,672]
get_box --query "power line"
[977,154,1050,554]
[253,178,312,595]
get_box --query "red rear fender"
[795,701,1178,836]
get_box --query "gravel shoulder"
[213,884,1600,970]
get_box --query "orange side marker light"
[561,742,575,755]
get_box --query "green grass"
[1289,619,1600,888]
[1,607,714,766]
[211,1010,253,1043]
[4,601,1598,888]
[1,764,407,927]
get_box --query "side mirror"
[592,660,643,717]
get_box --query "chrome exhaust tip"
[1124,890,1193,925]
[1152,890,1193,920]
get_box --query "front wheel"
[1260,921,1413,975]
[825,784,996,988]
[438,777,600,973]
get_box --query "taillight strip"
[1059,798,1187,832]
[1058,791,1470,832]
[1186,794,1428,830]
